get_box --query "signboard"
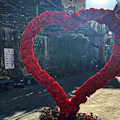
[4,48,15,69]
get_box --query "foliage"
[0,76,10,80]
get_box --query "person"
[97,58,102,69]
[91,58,98,70]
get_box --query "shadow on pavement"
[105,77,120,88]
[0,84,56,120]
[0,71,120,119]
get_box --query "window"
[70,0,72,1]
[117,10,120,14]
[107,38,110,45]
[75,0,77,2]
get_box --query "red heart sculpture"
[20,8,120,117]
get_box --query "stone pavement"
[0,71,120,120]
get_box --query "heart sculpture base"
[20,8,120,117]
[39,107,99,120]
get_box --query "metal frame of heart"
[20,8,120,117]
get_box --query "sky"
[86,0,117,10]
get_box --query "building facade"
[61,0,86,14]
[61,0,113,66]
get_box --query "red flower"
[45,11,54,24]
[87,115,91,120]
[114,37,120,45]
[20,39,34,50]
[52,11,66,27]
[25,17,40,36]
[38,12,48,27]
[57,98,69,111]
[20,48,34,60]
[49,115,53,118]
[54,118,58,120]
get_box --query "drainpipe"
[36,3,39,16]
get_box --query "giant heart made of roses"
[20,8,120,117]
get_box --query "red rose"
[80,80,97,97]
[78,9,89,21]
[23,56,38,66]
[87,115,91,120]
[57,11,66,20]
[44,77,55,85]
[64,104,79,117]
[52,11,66,27]
[25,64,37,73]
[54,92,68,103]
[114,37,120,45]
[45,82,68,104]
[36,70,50,85]
[31,69,50,86]
[37,12,49,27]
[23,29,36,40]
[45,11,54,24]
[83,9,96,21]
[112,44,120,53]
[20,48,34,60]
[46,81,60,92]
[20,39,33,50]
[70,95,87,105]
[25,18,40,36]
[52,12,61,25]
[96,15,109,25]
[58,99,70,113]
